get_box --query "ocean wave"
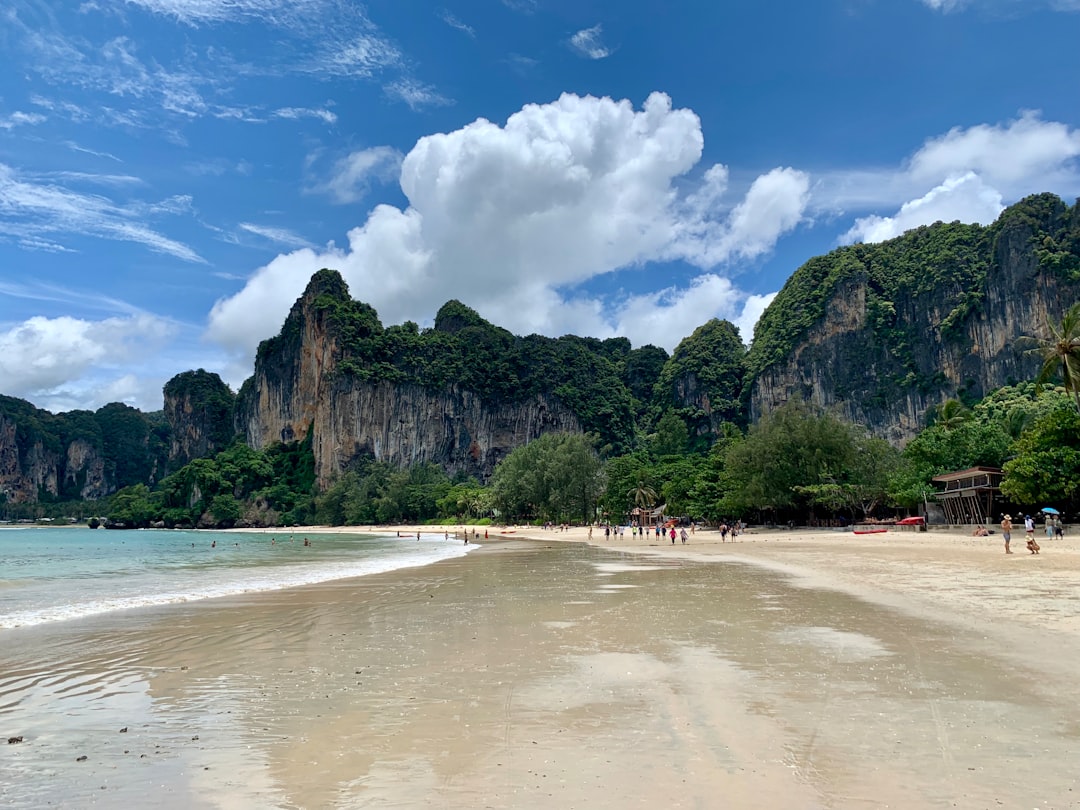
[0,541,473,629]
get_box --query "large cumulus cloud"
[829,111,1080,244]
[207,92,809,359]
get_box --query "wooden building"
[932,467,1003,524]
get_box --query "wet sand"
[4,524,1080,808]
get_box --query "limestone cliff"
[0,413,59,504]
[0,395,168,505]
[747,194,1080,444]
[163,369,237,468]
[236,270,582,486]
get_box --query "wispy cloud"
[122,0,323,26]
[920,0,1080,11]
[505,53,539,75]
[500,0,538,12]
[237,222,315,249]
[0,111,46,130]
[311,146,402,204]
[32,96,92,122]
[569,24,612,59]
[0,280,154,317]
[64,141,122,162]
[272,106,338,124]
[385,79,452,110]
[47,171,144,187]
[312,31,401,79]
[439,9,475,37]
[0,163,204,262]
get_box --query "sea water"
[0,526,473,629]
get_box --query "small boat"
[853,528,888,535]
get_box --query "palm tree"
[934,398,971,431]
[1034,302,1080,414]
[627,479,658,512]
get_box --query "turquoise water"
[0,526,473,629]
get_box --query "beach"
[4,524,1080,808]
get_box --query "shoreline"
[7,522,1080,807]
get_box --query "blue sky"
[2,0,1079,413]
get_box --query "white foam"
[0,542,473,629]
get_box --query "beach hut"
[931,467,1003,525]
[630,504,667,528]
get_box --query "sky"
[2,0,1080,414]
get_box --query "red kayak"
[853,528,888,535]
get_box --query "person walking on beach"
[1001,514,1013,554]
[680,527,688,544]
[669,526,677,544]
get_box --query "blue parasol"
[1041,507,1060,514]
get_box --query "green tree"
[933,398,971,431]
[1033,301,1080,413]
[719,400,892,520]
[651,411,690,457]
[107,484,154,527]
[655,319,747,443]
[209,493,242,527]
[627,479,658,511]
[490,433,604,523]
[1000,404,1080,507]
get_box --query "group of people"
[999,513,1064,554]
[718,521,741,542]
[596,522,696,543]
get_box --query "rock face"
[0,414,58,504]
[0,396,169,506]
[163,370,236,468]
[236,270,581,486]
[748,194,1080,444]
[64,438,110,500]
[0,414,110,504]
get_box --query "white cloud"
[920,0,1080,11]
[569,24,612,59]
[0,313,175,407]
[0,163,203,262]
[273,106,337,124]
[703,168,810,263]
[207,92,808,358]
[384,79,452,110]
[908,111,1080,192]
[315,146,403,204]
[609,275,767,352]
[439,10,475,37]
[734,292,778,345]
[814,112,1080,242]
[500,0,538,12]
[816,112,1080,216]
[0,111,46,130]
[238,222,315,249]
[122,0,325,26]
[842,172,1004,244]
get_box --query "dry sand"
[6,523,1080,809]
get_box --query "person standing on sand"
[680,527,688,544]
[670,527,677,544]
[1001,515,1013,554]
